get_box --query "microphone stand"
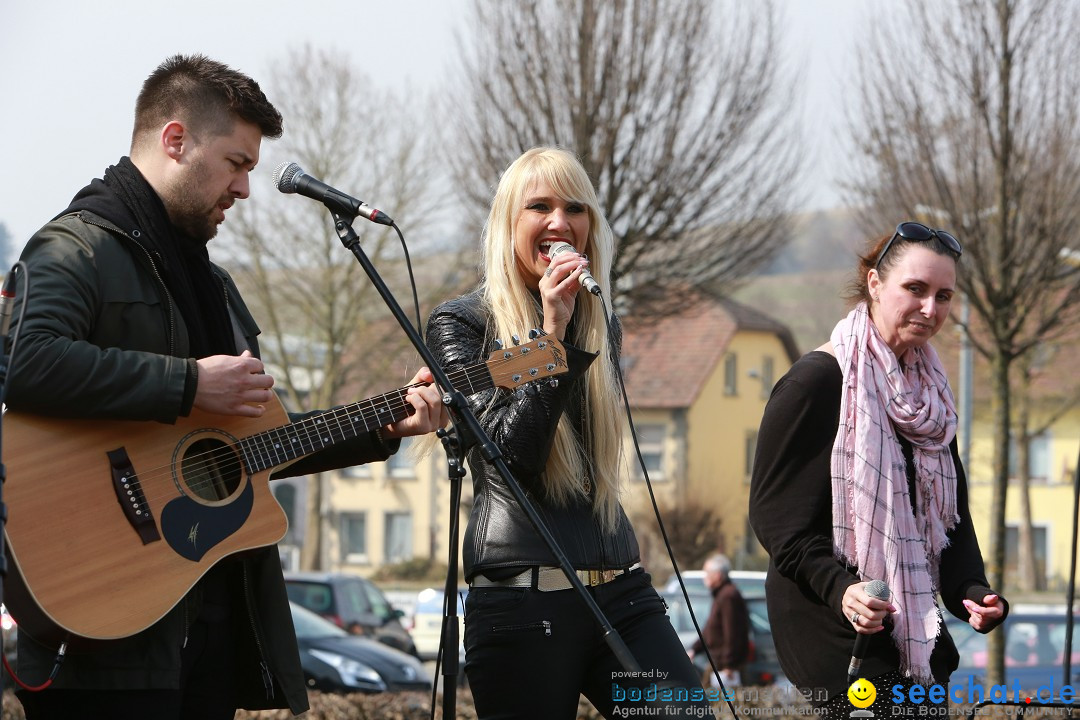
[328,211,642,713]
[433,426,465,719]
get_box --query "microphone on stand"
[272,162,394,226]
[847,579,891,683]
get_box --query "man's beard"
[166,159,220,242]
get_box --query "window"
[1008,431,1051,482]
[339,512,368,564]
[760,356,774,399]
[272,482,298,544]
[632,423,666,480]
[386,436,416,478]
[384,511,413,564]
[723,354,738,396]
[1005,524,1048,590]
[340,463,371,479]
[744,431,758,481]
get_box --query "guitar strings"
[114,353,534,509]
[125,387,418,508]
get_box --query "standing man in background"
[689,554,750,687]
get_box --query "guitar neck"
[240,363,489,474]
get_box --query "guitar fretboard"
[239,362,492,473]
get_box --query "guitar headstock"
[485,331,568,390]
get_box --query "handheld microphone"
[847,579,891,683]
[272,162,393,226]
[548,241,601,296]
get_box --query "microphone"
[272,162,393,226]
[548,241,601,296]
[847,579,891,683]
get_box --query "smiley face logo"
[847,678,876,708]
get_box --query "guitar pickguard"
[160,480,254,561]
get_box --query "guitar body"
[3,398,293,646]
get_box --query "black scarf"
[64,158,236,359]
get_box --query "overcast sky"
[0,0,865,255]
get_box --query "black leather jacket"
[425,291,640,581]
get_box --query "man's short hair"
[132,54,283,146]
[703,553,731,576]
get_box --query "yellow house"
[616,295,799,570]
[962,378,1080,593]
[271,435,463,576]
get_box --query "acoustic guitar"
[2,335,566,647]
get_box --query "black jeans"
[464,569,715,719]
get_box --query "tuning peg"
[524,384,539,398]
[548,378,559,388]
[528,328,540,339]
[492,338,504,350]
[514,388,526,400]
[511,334,521,345]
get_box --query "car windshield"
[290,603,349,640]
[342,579,399,622]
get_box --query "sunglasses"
[874,222,963,269]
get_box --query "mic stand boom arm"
[330,213,642,676]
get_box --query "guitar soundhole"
[180,438,242,502]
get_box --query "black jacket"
[8,200,396,714]
[691,579,750,669]
[425,290,640,580]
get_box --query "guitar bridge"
[107,447,161,545]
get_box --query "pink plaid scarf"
[830,303,959,683]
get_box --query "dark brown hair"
[132,54,282,146]
[844,231,959,306]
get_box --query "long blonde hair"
[481,147,623,532]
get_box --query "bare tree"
[447,0,804,317]
[218,46,464,570]
[845,0,1080,683]
[629,500,725,575]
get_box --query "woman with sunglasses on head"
[424,147,711,719]
[748,223,1006,716]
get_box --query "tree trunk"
[1017,367,1039,592]
[301,472,325,570]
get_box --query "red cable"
[2,650,53,691]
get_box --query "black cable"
[600,293,737,720]
[388,222,423,335]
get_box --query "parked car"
[409,587,468,663]
[284,572,418,658]
[946,605,1080,694]
[663,570,767,599]
[289,601,431,694]
[661,587,785,686]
